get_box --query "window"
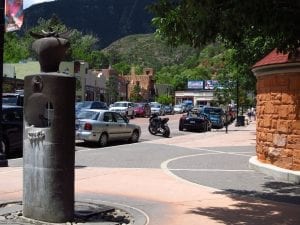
[113,113,126,123]
[103,112,114,122]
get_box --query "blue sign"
[188,81,204,89]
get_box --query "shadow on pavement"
[188,182,300,225]
[188,197,299,225]
[220,181,300,205]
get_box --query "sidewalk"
[1,121,299,225]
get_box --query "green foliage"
[105,75,119,104]
[132,65,143,75]
[5,15,107,67]
[149,0,296,107]
[149,0,300,54]
[4,32,30,63]
[102,34,200,71]
[130,84,143,102]
[112,62,131,75]
[155,43,224,90]
[68,31,103,67]
[156,94,173,105]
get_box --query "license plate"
[190,121,195,124]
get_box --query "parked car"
[133,102,151,117]
[1,105,23,158]
[191,105,205,113]
[2,93,24,106]
[164,105,174,115]
[150,102,165,115]
[75,101,108,117]
[182,101,194,112]
[109,101,135,118]
[75,109,141,147]
[173,104,184,114]
[179,111,211,132]
[202,106,226,129]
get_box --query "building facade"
[123,67,156,102]
[175,90,214,106]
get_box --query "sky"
[23,0,55,9]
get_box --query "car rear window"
[203,107,224,114]
[77,111,99,120]
[114,102,127,107]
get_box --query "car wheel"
[179,122,184,131]
[207,122,212,131]
[148,125,157,135]
[129,130,139,143]
[131,112,135,119]
[98,133,108,147]
[0,140,8,158]
[163,126,170,137]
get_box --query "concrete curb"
[249,156,300,184]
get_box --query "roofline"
[252,62,300,77]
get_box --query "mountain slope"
[23,0,155,48]
[102,33,200,70]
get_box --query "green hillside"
[102,33,200,70]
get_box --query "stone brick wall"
[124,68,155,101]
[256,72,300,170]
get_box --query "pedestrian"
[247,108,252,122]
[251,107,256,121]
[225,111,229,133]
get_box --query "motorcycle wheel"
[163,126,170,137]
[148,125,158,135]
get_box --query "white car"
[109,101,135,118]
[150,102,165,115]
[76,109,141,147]
[173,104,184,113]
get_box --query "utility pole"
[0,0,7,166]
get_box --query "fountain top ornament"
[30,27,72,73]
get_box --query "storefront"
[175,90,214,106]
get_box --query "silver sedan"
[75,109,141,147]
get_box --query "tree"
[156,94,172,105]
[150,1,297,109]
[130,84,143,102]
[4,32,30,62]
[4,16,108,68]
[149,0,300,54]
[105,75,119,104]
[113,62,131,75]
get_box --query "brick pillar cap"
[253,48,300,69]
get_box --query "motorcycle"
[148,114,170,137]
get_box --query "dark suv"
[1,105,23,157]
[202,106,226,129]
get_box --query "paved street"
[1,120,300,225]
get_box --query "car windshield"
[188,112,200,117]
[77,110,99,120]
[114,102,127,107]
[76,102,92,111]
[151,103,160,108]
[203,108,223,115]
[2,97,18,105]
